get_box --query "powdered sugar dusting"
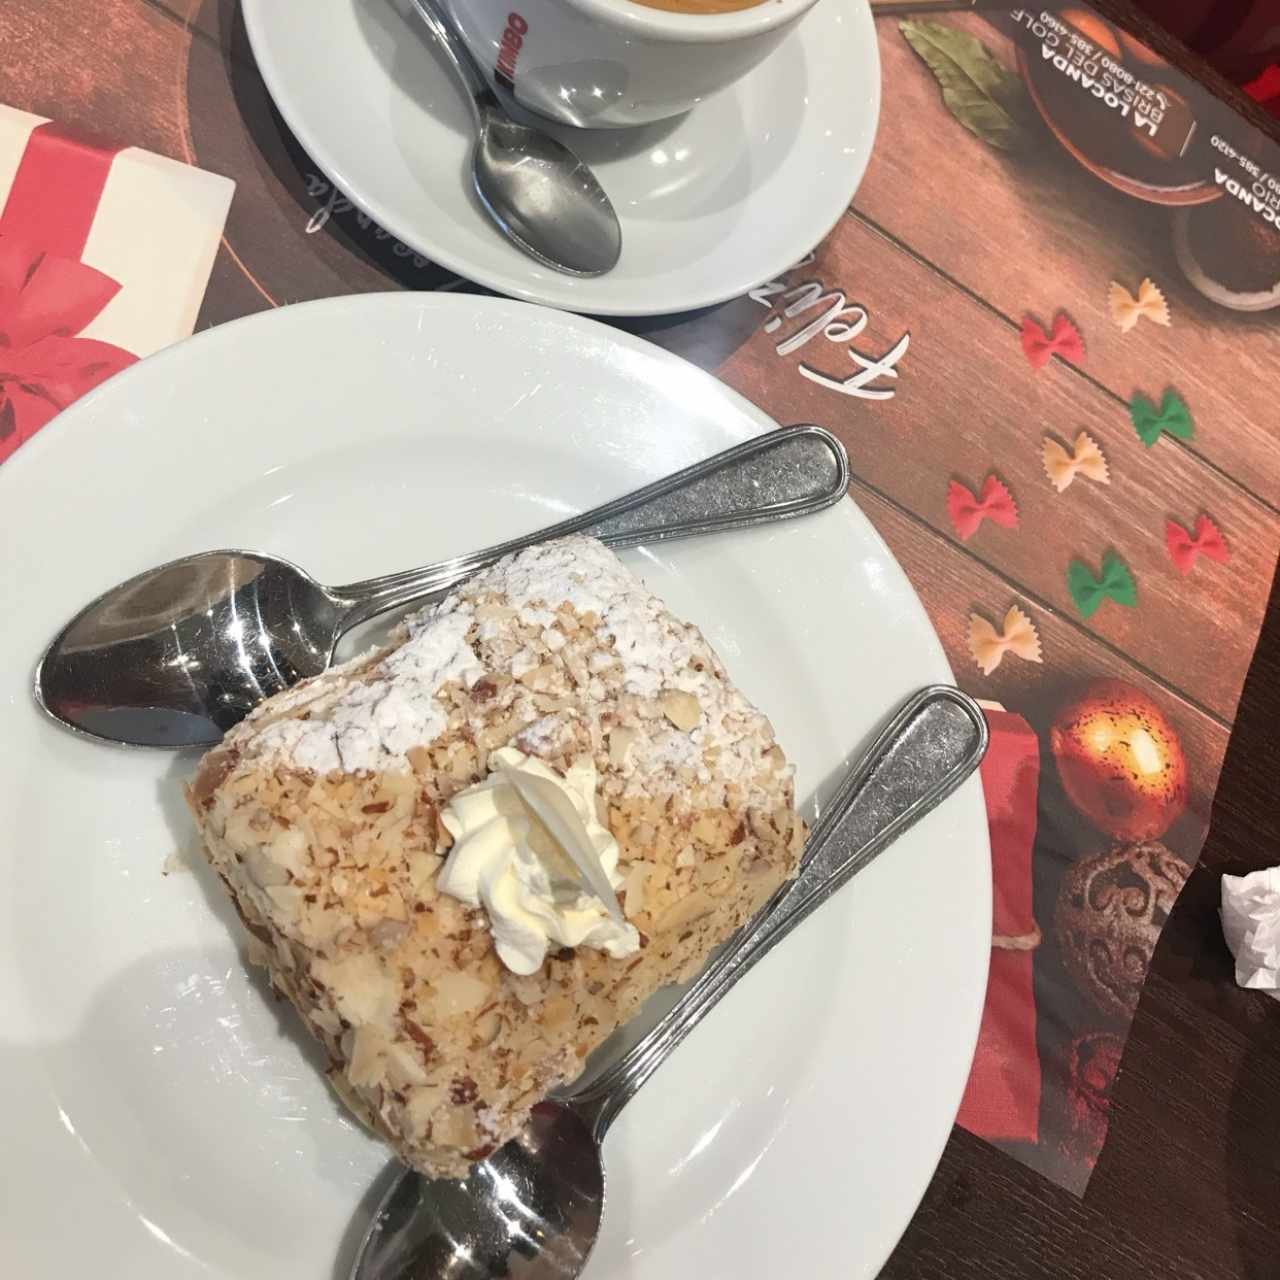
[464,538,774,793]
[253,608,482,774]
[497,537,703,701]
[237,536,786,805]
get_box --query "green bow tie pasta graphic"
[1067,550,1138,618]
[1130,388,1193,447]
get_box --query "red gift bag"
[956,709,1042,1144]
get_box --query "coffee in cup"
[629,0,772,14]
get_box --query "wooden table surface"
[5,1,1279,1276]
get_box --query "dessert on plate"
[187,535,804,1177]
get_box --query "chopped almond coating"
[188,537,804,1177]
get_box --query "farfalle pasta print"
[1108,277,1171,332]
[1042,432,1109,493]
[968,605,1043,675]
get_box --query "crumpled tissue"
[1221,868,1280,1001]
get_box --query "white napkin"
[1221,868,1280,1000]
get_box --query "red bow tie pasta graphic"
[946,474,1019,540]
[1020,312,1084,370]
[0,235,135,461]
[1165,514,1230,575]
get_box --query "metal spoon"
[351,685,989,1280]
[35,425,847,749]
[406,0,621,276]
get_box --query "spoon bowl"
[473,109,621,277]
[361,1104,604,1280]
[36,552,345,748]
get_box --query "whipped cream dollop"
[438,747,639,975]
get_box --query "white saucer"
[241,0,880,314]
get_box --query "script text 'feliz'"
[749,262,910,400]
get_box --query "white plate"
[0,295,988,1280]
[241,0,880,315]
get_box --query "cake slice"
[187,535,804,1178]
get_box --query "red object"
[1020,313,1085,370]
[946,475,1019,540]
[0,124,136,463]
[1244,65,1280,119]
[1062,1030,1124,1169]
[0,123,120,258]
[1166,513,1230,574]
[1129,0,1280,84]
[956,708,1042,1144]
[0,236,136,462]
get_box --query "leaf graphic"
[900,20,1034,152]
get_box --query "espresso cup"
[444,0,822,128]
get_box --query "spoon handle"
[332,425,849,629]
[570,685,989,1140]
[406,0,498,129]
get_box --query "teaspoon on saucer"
[350,685,988,1280]
[406,0,621,276]
[35,425,848,750]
